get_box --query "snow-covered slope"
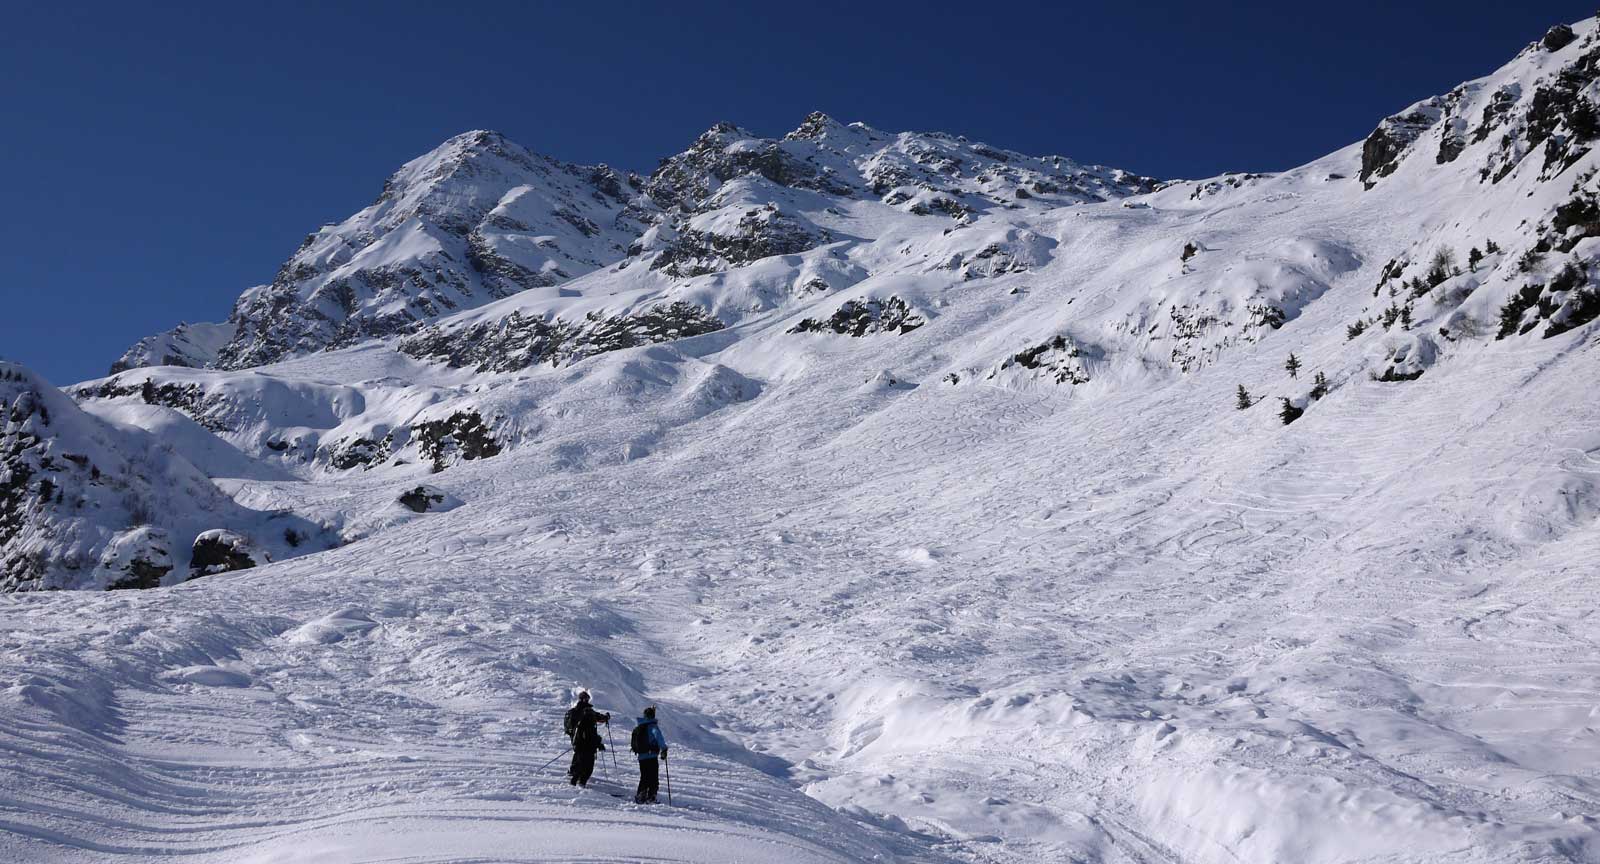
[204,131,649,369]
[0,362,333,591]
[10,15,1600,864]
[111,321,237,374]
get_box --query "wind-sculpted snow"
[13,14,1600,864]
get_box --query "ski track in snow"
[10,326,1595,862]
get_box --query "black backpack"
[630,722,658,755]
[563,707,580,739]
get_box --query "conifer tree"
[1279,397,1304,426]
[1285,353,1301,378]
[1235,384,1252,410]
[1309,371,1329,400]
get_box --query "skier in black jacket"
[562,691,610,787]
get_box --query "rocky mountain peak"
[121,116,1164,374]
[786,111,846,141]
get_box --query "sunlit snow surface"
[7,23,1600,864]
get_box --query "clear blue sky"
[2,0,1591,384]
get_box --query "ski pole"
[606,720,618,771]
[539,746,572,773]
[664,753,673,806]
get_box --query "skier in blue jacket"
[630,706,668,803]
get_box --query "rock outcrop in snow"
[111,321,237,374]
[1,362,332,591]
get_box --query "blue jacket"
[635,717,667,760]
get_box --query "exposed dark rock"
[1545,286,1600,337]
[188,530,264,580]
[990,335,1094,385]
[1541,260,1599,337]
[1437,122,1467,164]
[647,123,850,211]
[1543,24,1577,52]
[73,378,231,432]
[398,484,458,513]
[786,110,842,141]
[103,528,174,590]
[467,229,560,295]
[908,196,972,219]
[652,205,830,278]
[790,296,925,336]
[959,242,1042,280]
[399,302,723,373]
[415,411,502,472]
[1361,101,1445,188]
[1472,85,1520,144]
[1551,190,1600,250]
[325,433,396,471]
[577,302,727,356]
[1485,47,1600,182]
[1498,282,1547,338]
[1189,173,1270,201]
[1375,366,1426,382]
[105,559,169,590]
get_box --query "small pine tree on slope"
[1279,397,1304,426]
[1309,372,1329,400]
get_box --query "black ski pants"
[634,757,659,803]
[570,747,598,786]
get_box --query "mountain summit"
[118,118,1159,373]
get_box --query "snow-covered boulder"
[99,526,174,590]
[188,529,267,580]
[396,484,461,514]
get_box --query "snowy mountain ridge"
[5,16,1600,864]
[121,115,1159,374]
